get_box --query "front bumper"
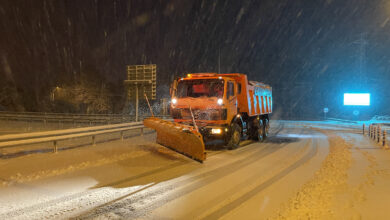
[199,125,229,140]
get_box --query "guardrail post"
[370,125,372,139]
[140,127,144,136]
[92,135,96,146]
[370,125,374,138]
[376,125,379,142]
[363,124,365,135]
[44,112,47,127]
[53,140,58,153]
[120,131,124,141]
[377,125,380,141]
[383,130,387,148]
[369,125,371,138]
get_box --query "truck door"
[226,81,238,120]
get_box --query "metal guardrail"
[0,122,146,153]
[326,118,357,124]
[0,111,170,125]
[371,115,390,121]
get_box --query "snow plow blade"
[143,117,206,162]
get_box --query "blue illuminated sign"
[343,93,370,106]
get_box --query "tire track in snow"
[73,122,291,219]
[0,161,183,220]
[74,125,294,219]
[203,139,318,219]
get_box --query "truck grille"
[171,108,227,120]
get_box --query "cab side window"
[227,82,234,99]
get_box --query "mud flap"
[143,117,206,162]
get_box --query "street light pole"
[135,85,139,122]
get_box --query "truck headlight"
[217,98,223,105]
[171,98,177,104]
[211,128,222,134]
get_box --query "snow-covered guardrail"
[327,118,357,124]
[0,122,145,153]
[0,111,170,125]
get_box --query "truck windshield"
[177,79,224,98]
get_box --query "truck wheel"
[256,120,265,142]
[263,119,269,140]
[226,123,241,150]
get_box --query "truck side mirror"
[227,82,235,99]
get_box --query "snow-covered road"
[0,121,389,219]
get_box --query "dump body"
[221,73,272,117]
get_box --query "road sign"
[353,110,359,116]
[323,107,329,120]
[124,64,156,100]
[343,93,370,106]
[124,64,157,121]
[323,107,329,113]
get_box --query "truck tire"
[226,123,241,150]
[263,118,269,140]
[249,118,264,142]
[252,119,264,142]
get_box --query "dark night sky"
[1,0,390,119]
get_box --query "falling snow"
[0,0,389,118]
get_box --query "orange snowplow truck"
[144,73,272,162]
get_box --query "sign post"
[353,110,360,121]
[124,64,156,121]
[323,107,329,120]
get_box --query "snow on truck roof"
[181,73,272,89]
[248,80,272,90]
[185,73,244,77]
